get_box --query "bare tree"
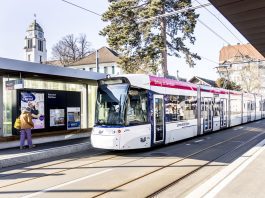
[240,63,261,93]
[52,34,93,66]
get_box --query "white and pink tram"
[91,74,265,150]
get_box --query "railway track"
[147,132,265,197]
[91,124,265,197]
[0,149,113,188]
[0,122,264,198]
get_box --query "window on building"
[104,66,108,74]
[38,40,43,52]
[165,95,197,122]
[27,39,33,48]
[112,66,115,74]
[28,55,31,61]
[39,56,42,63]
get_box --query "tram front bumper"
[91,134,120,150]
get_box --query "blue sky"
[0,0,248,80]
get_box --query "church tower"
[24,20,47,63]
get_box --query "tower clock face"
[38,32,43,39]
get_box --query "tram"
[91,74,265,150]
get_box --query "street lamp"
[96,49,99,73]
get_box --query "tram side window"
[165,95,197,122]
[126,89,148,125]
[213,99,220,116]
[251,101,255,111]
[261,100,265,111]
[231,99,241,115]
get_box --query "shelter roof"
[209,0,265,57]
[0,57,106,82]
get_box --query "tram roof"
[0,57,106,83]
[209,0,265,57]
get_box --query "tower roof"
[27,20,43,32]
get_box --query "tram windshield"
[95,83,129,125]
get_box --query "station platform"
[186,133,265,198]
[214,138,265,198]
[0,136,91,169]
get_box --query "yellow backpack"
[14,117,21,130]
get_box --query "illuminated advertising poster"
[67,107,81,130]
[50,109,65,127]
[21,92,45,129]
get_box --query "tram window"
[231,99,241,115]
[259,100,265,111]
[96,84,129,125]
[247,102,251,111]
[251,102,255,111]
[126,89,148,125]
[165,95,197,122]
[213,100,220,116]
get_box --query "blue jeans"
[20,129,33,147]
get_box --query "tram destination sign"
[5,79,24,90]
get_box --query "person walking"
[20,107,35,149]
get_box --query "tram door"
[247,101,251,122]
[220,98,227,128]
[202,97,213,132]
[153,95,164,143]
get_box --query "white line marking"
[21,169,113,198]
[233,126,244,130]
[186,144,191,146]
[194,140,204,143]
[186,138,265,198]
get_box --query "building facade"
[67,47,122,75]
[24,20,47,63]
[216,43,265,94]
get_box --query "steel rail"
[147,130,265,197]
[92,122,265,197]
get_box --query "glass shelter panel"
[3,78,89,136]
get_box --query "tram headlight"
[118,129,122,133]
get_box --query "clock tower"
[24,20,47,63]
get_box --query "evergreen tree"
[100,0,200,75]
